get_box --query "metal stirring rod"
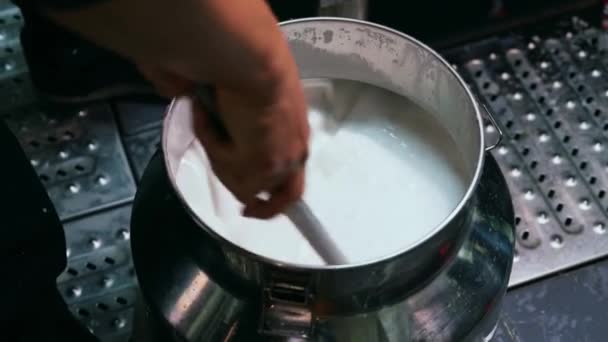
[195,86,348,265]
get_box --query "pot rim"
[161,17,486,272]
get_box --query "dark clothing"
[0,121,98,340]
[0,119,65,318]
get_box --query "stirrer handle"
[285,200,349,265]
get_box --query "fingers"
[189,84,309,220]
[209,156,306,218]
[243,169,305,219]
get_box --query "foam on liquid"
[176,79,468,266]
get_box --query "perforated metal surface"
[0,4,141,340]
[1,103,138,340]
[2,105,137,219]
[448,18,608,287]
[124,128,161,180]
[0,1,33,113]
[57,205,136,342]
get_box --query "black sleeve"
[0,120,67,322]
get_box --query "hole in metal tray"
[530,161,538,169]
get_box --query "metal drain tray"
[2,104,137,220]
[446,17,608,286]
[57,205,136,342]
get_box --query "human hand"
[191,83,309,219]
[47,0,309,218]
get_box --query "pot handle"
[260,271,314,339]
[480,104,503,152]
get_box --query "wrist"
[248,48,296,104]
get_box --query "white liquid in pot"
[175,79,468,266]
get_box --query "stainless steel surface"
[0,41,27,80]
[0,1,23,48]
[480,103,504,151]
[57,205,137,342]
[0,2,33,113]
[314,156,513,341]
[132,151,514,342]
[447,17,608,287]
[2,104,137,220]
[149,18,512,341]
[124,128,161,180]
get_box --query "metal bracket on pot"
[480,103,503,152]
[259,271,314,339]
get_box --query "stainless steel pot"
[131,18,514,341]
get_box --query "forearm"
[39,0,293,102]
